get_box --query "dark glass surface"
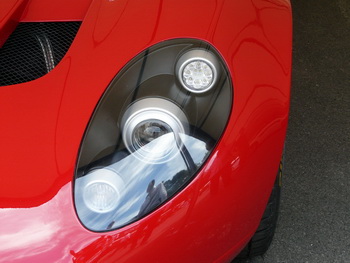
[74,39,232,231]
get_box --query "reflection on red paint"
[0,0,292,261]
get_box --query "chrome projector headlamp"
[74,39,232,231]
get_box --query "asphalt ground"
[235,0,350,262]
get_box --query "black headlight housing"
[74,39,232,232]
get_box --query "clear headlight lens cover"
[74,39,232,232]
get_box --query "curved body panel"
[0,0,292,262]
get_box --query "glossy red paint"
[0,0,292,262]
[20,0,93,22]
[0,0,93,47]
[0,0,27,47]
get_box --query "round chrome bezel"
[176,49,220,93]
[121,98,189,164]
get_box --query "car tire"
[234,161,282,261]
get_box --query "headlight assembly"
[74,39,233,232]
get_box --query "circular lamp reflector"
[121,98,188,163]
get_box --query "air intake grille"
[0,22,81,86]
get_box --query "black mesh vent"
[0,22,81,86]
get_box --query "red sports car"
[0,0,292,262]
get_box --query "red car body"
[0,0,292,262]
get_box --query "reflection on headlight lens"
[74,39,232,232]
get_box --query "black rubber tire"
[235,162,282,260]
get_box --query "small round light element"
[176,49,220,93]
[121,98,189,163]
[182,60,214,91]
[83,181,119,213]
[81,168,124,213]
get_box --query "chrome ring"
[121,98,188,163]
